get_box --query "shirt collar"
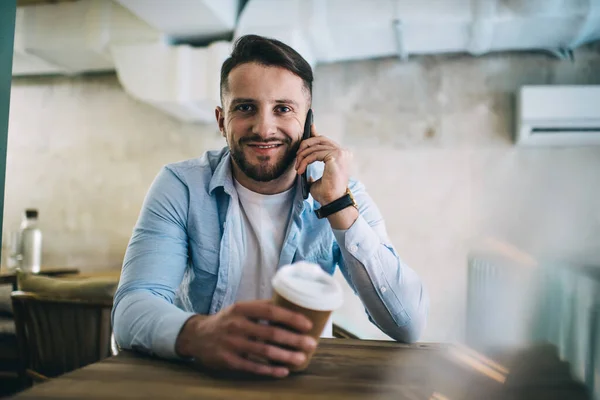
[208,148,235,196]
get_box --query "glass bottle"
[19,209,42,273]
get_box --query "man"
[113,34,428,378]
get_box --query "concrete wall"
[4,43,600,343]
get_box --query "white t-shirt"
[234,179,295,302]
[233,180,333,338]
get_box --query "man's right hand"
[175,300,317,378]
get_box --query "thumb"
[323,155,340,175]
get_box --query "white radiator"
[467,253,600,398]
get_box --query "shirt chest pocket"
[293,246,336,275]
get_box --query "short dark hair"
[220,34,313,105]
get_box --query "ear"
[215,106,225,137]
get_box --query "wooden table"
[0,267,80,290]
[10,339,531,400]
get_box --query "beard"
[228,132,301,182]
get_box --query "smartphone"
[300,109,313,199]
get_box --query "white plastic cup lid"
[272,262,343,311]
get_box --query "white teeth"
[256,144,279,149]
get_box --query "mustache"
[239,135,292,145]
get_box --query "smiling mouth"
[247,143,283,149]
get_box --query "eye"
[235,104,255,113]
[276,105,291,113]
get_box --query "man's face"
[217,62,310,182]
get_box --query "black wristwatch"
[315,188,358,219]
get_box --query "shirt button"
[349,244,358,253]
[380,286,387,293]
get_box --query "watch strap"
[315,190,356,219]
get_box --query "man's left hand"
[295,124,353,206]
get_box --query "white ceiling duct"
[13,0,160,76]
[236,0,600,64]
[11,0,600,123]
[113,0,240,40]
[110,41,231,123]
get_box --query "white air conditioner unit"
[516,85,600,146]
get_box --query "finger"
[231,301,313,333]
[295,144,335,170]
[297,144,336,160]
[297,136,335,153]
[222,351,289,378]
[297,136,319,154]
[297,150,337,175]
[228,336,307,367]
[232,318,317,353]
[298,138,341,156]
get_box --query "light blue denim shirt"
[112,147,428,359]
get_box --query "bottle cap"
[25,209,38,219]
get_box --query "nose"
[251,109,278,138]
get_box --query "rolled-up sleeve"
[333,180,429,343]
[112,166,195,359]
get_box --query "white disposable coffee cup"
[271,262,343,371]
